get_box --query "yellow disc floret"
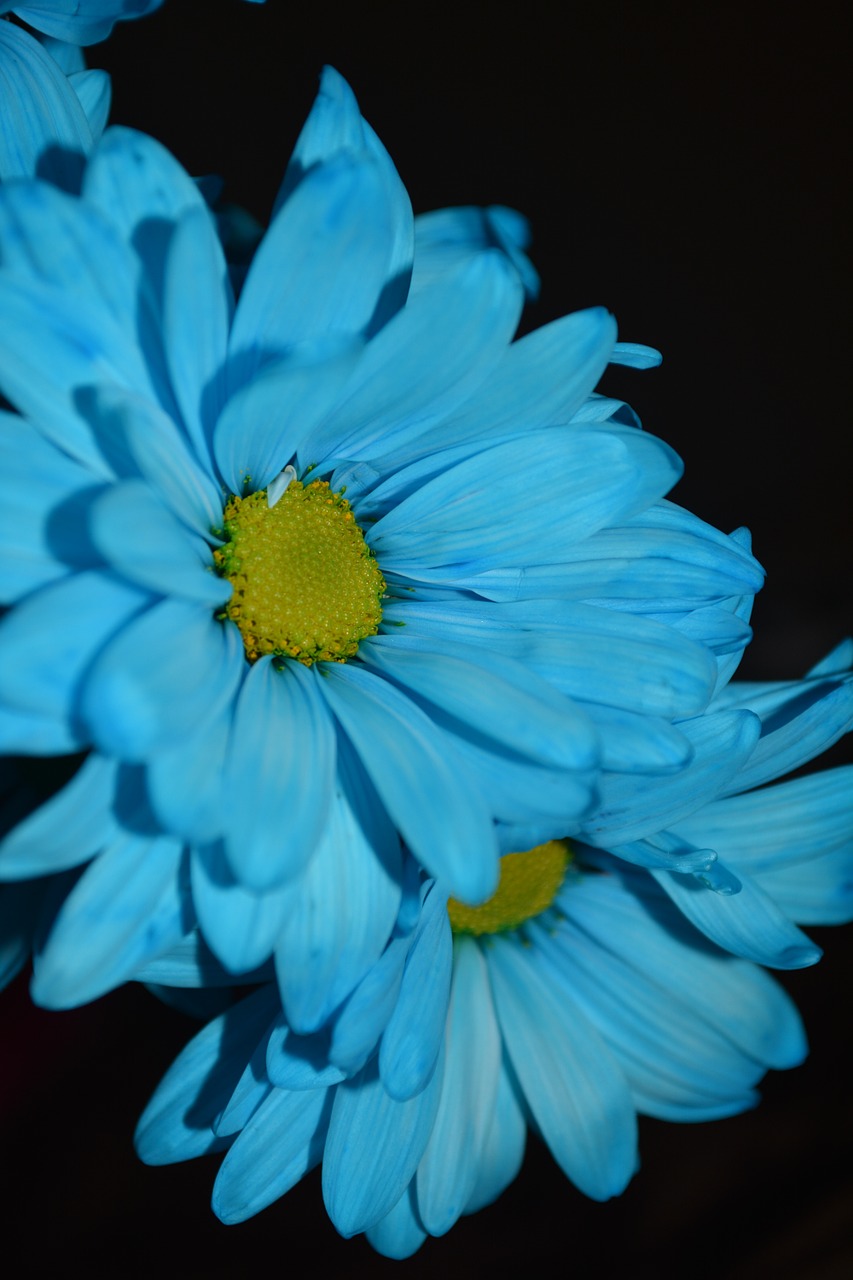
[448,840,572,936]
[214,478,385,665]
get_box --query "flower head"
[134,648,853,1253]
[0,68,763,1022]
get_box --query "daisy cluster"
[0,1,850,1260]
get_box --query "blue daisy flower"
[0,1,163,46]
[0,67,763,1015]
[133,645,853,1253]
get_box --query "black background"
[2,1,851,1275]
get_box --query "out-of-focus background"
[2,2,850,1275]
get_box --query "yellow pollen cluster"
[214,478,385,665]
[448,840,572,936]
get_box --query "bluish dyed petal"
[581,703,693,774]
[0,752,118,879]
[323,1051,444,1237]
[7,1,164,45]
[674,767,853,872]
[366,1185,427,1260]
[272,739,402,1034]
[668,603,753,658]
[369,427,681,573]
[80,599,244,761]
[319,662,498,903]
[581,710,762,846]
[410,205,538,300]
[264,1017,346,1091]
[463,1053,526,1215]
[222,658,336,892]
[328,934,410,1076]
[807,639,853,678]
[417,937,501,1237]
[0,569,151,723]
[214,335,363,494]
[298,250,524,470]
[609,342,662,369]
[88,480,229,604]
[190,843,288,974]
[213,1085,332,1224]
[0,412,104,601]
[215,1027,274,1137]
[68,68,110,139]
[162,204,233,468]
[272,65,413,329]
[487,933,638,1200]
[146,699,232,844]
[32,833,188,1007]
[230,152,399,380]
[527,611,717,720]
[655,864,822,969]
[726,679,853,796]
[0,879,43,989]
[359,637,598,771]
[135,985,278,1164]
[403,307,618,458]
[134,930,273,989]
[83,386,223,536]
[380,883,453,1101]
[0,23,92,183]
[0,703,80,754]
[754,848,853,925]
[709,527,756,695]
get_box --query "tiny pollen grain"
[214,478,385,666]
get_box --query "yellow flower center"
[448,840,571,936]
[214,478,385,665]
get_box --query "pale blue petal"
[272,740,401,1033]
[366,1186,427,1260]
[727,679,853,795]
[88,480,229,604]
[580,703,693,774]
[134,930,273,989]
[464,1054,526,1214]
[410,204,538,300]
[0,752,119,879]
[162,204,233,467]
[0,23,92,183]
[323,1052,444,1237]
[81,601,244,760]
[68,68,110,139]
[655,864,822,969]
[417,937,500,1236]
[264,1018,346,1092]
[32,833,188,1007]
[754,849,853,925]
[609,342,662,369]
[319,662,499,903]
[222,658,335,891]
[135,985,277,1164]
[214,336,363,494]
[488,934,637,1200]
[0,703,80,754]
[145,699,232,844]
[582,710,762,846]
[190,842,289,974]
[10,1,163,45]
[380,882,453,1101]
[328,935,410,1076]
[297,251,524,468]
[230,152,399,379]
[0,569,151,723]
[213,1085,331,1224]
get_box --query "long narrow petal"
[190,842,289,974]
[0,23,92,183]
[0,753,119,879]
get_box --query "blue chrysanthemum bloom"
[0,1,163,45]
[133,645,853,1253]
[0,68,764,1016]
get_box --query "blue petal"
[135,985,278,1164]
[81,600,244,760]
[754,848,853,925]
[323,1051,444,1237]
[88,480,229,604]
[0,569,151,723]
[366,1185,427,1260]
[463,1054,526,1214]
[379,883,453,1101]
[264,1018,346,1092]
[488,933,638,1200]
[410,204,538,300]
[609,342,662,369]
[0,702,81,755]
[68,69,110,140]
[9,1,164,45]
[145,699,232,844]
[417,937,501,1236]
[32,833,188,1007]
[190,842,289,974]
[728,679,853,795]
[0,752,119,879]
[0,23,92,183]
[222,658,336,891]
[213,1084,331,1224]
[319,662,499,902]
[328,934,410,1076]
